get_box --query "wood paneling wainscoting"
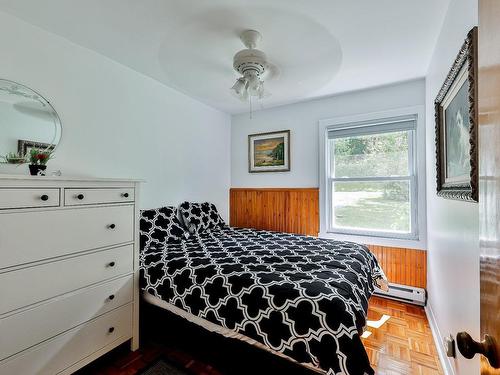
[229,188,319,236]
[229,187,426,289]
[366,245,426,289]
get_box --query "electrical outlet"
[444,335,456,357]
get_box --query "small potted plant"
[28,148,53,176]
[3,152,26,165]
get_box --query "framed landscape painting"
[248,130,290,173]
[435,27,478,202]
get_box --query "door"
[456,1,500,373]
[478,1,500,373]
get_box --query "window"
[325,116,418,239]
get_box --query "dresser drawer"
[0,275,133,360]
[0,188,60,210]
[64,188,134,206]
[0,205,134,269]
[0,304,132,375]
[0,245,133,315]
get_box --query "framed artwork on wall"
[435,27,478,202]
[248,130,290,173]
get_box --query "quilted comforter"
[140,227,385,375]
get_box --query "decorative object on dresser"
[0,175,140,375]
[435,27,478,202]
[248,130,290,173]
[27,147,54,176]
[3,152,25,165]
[0,79,62,170]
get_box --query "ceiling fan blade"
[262,63,280,81]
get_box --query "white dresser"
[0,175,140,375]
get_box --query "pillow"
[139,206,188,251]
[179,201,225,234]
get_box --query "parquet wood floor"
[77,297,443,375]
[362,297,444,375]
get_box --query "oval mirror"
[0,79,62,164]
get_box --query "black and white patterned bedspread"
[140,227,385,375]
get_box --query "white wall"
[231,79,425,188]
[0,11,231,219]
[425,0,479,374]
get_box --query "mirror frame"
[0,79,62,161]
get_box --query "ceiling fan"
[230,29,277,104]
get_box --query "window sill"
[318,231,426,250]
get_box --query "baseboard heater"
[374,282,427,306]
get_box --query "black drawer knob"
[40,194,49,201]
[122,192,129,198]
[77,194,84,200]
[108,224,116,229]
[108,294,115,301]
[108,261,116,267]
[108,327,115,333]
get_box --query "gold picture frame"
[248,130,290,173]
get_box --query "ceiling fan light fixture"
[231,77,248,96]
[230,29,275,116]
[246,73,261,94]
[240,88,249,102]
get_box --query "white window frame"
[318,106,426,250]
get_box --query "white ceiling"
[0,0,450,114]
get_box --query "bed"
[139,204,386,375]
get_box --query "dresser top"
[0,174,143,183]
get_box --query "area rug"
[137,357,192,375]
